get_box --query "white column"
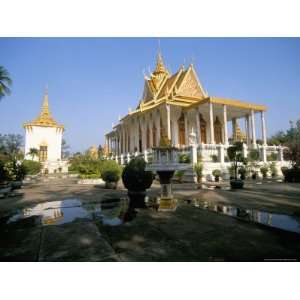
[251,109,257,146]
[195,108,201,144]
[232,118,237,142]
[279,146,284,162]
[219,145,225,164]
[144,149,148,162]
[141,119,146,151]
[105,136,109,155]
[261,111,267,146]
[166,104,171,140]
[209,102,215,144]
[134,118,139,151]
[245,116,250,146]
[247,114,252,142]
[184,112,188,146]
[149,120,153,148]
[223,104,228,145]
[262,145,267,163]
[122,126,126,154]
[156,110,160,146]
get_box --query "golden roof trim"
[210,97,267,111]
[23,91,64,129]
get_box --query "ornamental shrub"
[0,160,9,183]
[175,170,185,183]
[269,162,278,177]
[267,152,278,161]
[101,160,122,183]
[178,153,191,164]
[211,154,218,163]
[212,169,221,182]
[282,167,300,183]
[238,166,247,180]
[122,157,153,191]
[248,149,260,161]
[79,174,101,179]
[260,164,269,178]
[22,160,41,175]
[193,162,203,179]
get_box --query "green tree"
[227,141,245,180]
[0,66,12,101]
[0,134,23,159]
[61,139,70,159]
[28,148,39,160]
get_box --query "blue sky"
[0,38,299,152]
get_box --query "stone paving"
[0,177,300,261]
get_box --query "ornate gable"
[142,80,154,102]
[176,66,206,98]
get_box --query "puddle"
[2,196,300,235]
[189,198,300,235]
[2,197,160,228]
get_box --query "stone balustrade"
[106,144,287,166]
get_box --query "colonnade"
[105,103,267,156]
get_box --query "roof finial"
[158,38,161,56]
[154,40,167,75]
[41,88,50,117]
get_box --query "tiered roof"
[24,90,64,129]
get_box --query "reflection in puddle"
[4,197,164,227]
[190,198,300,235]
[2,196,300,235]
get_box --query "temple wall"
[24,126,63,161]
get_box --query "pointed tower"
[23,89,65,172]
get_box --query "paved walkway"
[0,178,300,261]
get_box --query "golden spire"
[153,51,167,75]
[234,122,246,141]
[40,88,51,119]
[23,88,64,129]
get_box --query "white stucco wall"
[24,126,63,161]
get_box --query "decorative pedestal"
[146,147,189,212]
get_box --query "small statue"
[189,127,197,145]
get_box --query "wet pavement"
[1,178,300,261]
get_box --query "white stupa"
[23,89,68,174]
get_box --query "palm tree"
[28,148,39,160]
[0,66,12,101]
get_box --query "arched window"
[39,145,48,162]
[178,113,186,145]
[152,124,157,147]
[199,114,207,144]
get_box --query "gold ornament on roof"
[24,90,64,129]
[234,123,246,141]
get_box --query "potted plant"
[122,157,153,203]
[193,162,203,184]
[238,166,247,180]
[212,169,221,182]
[174,170,185,183]
[260,164,269,179]
[227,142,245,189]
[101,160,122,189]
[178,153,191,164]
[251,171,258,180]
[269,162,278,178]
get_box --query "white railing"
[107,144,286,166]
